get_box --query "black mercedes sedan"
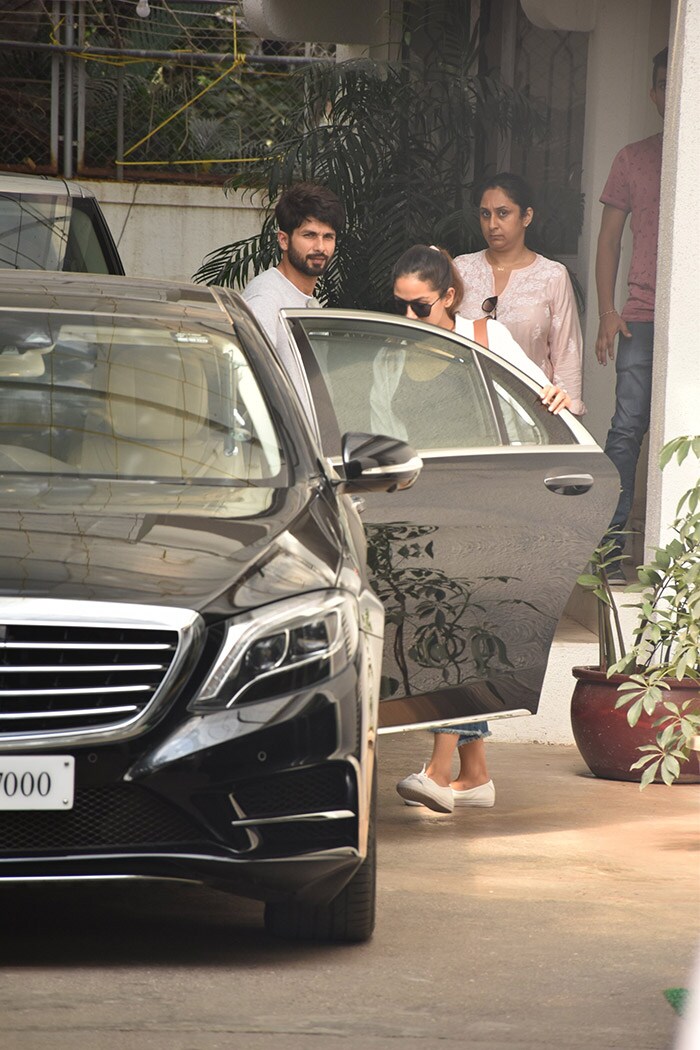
[0,272,618,942]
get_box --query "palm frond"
[198,11,555,306]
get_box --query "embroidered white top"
[453,250,585,415]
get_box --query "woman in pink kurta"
[454,173,586,415]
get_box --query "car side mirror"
[338,432,422,493]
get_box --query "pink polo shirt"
[600,132,662,322]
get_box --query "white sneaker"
[396,765,454,813]
[452,780,496,808]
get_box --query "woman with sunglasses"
[453,172,585,415]
[391,243,572,412]
[391,244,570,814]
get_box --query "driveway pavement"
[375,734,699,1050]
[1,736,698,1049]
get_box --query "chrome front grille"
[0,599,200,744]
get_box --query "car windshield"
[0,192,112,273]
[0,311,285,485]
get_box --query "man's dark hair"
[653,46,668,88]
[274,182,345,235]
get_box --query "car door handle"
[543,473,594,496]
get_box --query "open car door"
[284,309,619,734]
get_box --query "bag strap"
[472,316,489,349]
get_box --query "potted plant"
[571,436,700,786]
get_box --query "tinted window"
[481,356,577,446]
[62,199,115,274]
[0,313,285,483]
[0,193,118,274]
[0,192,70,270]
[293,317,500,453]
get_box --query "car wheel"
[264,767,377,943]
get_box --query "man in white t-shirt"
[242,183,345,398]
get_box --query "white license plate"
[0,756,75,810]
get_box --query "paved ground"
[1,736,698,1049]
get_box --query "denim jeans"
[432,722,491,746]
[603,321,654,553]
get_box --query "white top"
[242,267,320,400]
[453,314,551,388]
[453,250,585,414]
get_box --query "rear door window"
[0,192,121,275]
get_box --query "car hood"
[0,478,342,617]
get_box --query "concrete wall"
[647,0,700,555]
[81,180,265,285]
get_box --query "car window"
[481,355,578,446]
[292,317,501,453]
[0,193,118,275]
[62,199,115,274]
[0,313,285,484]
[0,192,70,270]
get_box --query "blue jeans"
[432,722,490,746]
[603,322,654,553]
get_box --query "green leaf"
[626,697,644,726]
[676,652,690,681]
[630,751,659,768]
[663,760,680,785]
[639,760,661,789]
[659,438,682,470]
[643,688,664,715]
[658,722,677,748]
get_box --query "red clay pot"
[571,666,700,784]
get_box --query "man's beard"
[287,243,331,278]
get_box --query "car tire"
[264,766,377,943]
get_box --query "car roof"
[0,270,240,322]
[0,172,93,200]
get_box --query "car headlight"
[190,591,360,712]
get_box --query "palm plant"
[194,2,546,307]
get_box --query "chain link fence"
[0,0,333,182]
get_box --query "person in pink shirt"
[595,47,667,576]
[454,173,585,415]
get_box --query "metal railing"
[0,0,333,182]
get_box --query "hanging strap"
[472,316,489,348]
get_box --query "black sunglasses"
[393,295,441,319]
[481,295,498,319]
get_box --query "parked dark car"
[0,272,618,941]
[0,173,124,275]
